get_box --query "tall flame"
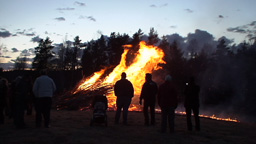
[73,41,166,109]
[71,41,239,122]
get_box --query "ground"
[1,110,255,144]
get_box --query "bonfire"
[55,41,239,122]
[56,41,166,111]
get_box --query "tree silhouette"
[14,56,27,70]
[72,36,82,70]
[148,27,159,45]
[32,37,55,71]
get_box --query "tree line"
[14,28,256,120]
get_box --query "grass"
[0,110,255,144]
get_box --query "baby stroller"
[90,95,108,126]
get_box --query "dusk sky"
[0,0,256,69]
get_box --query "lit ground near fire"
[1,110,255,144]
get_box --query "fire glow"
[72,41,239,123]
[176,111,239,122]
[73,41,166,109]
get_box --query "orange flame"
[176,111,239,122]
[73,41,166,109]
[71,41,240,122]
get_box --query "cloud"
[55,17,66,21]
[20,49,32,57]
[185,8,193,13]
[160,3,168,7]
[150,3,168,8]
[219,15,224,18]
[0,55,11,58]
[150,4,157,8]
[227,21,256,37]
[249,21,256,26]
[25,33,35,36]
[227,27,247,33]
[74,1,86,6]
[57,7,75,11]
[11,48,19,53]
[0,30,12,38]
[170,25,177,29]
[87,16,96,22]
[79,15,96,22]
[14,29,36,36]
[31,36,42,43]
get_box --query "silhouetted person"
[139,73,158,126]
[114,72,134,125]
[157,75,178,133]
[184,77,200,131]
[33,70,56,128]
[13,74,32,129]
[7,76,22,119]
[0,68,8,124]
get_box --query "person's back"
[184,77,200,131]
[33,75,56,98]
[184,78,200,108]
[140,80,158,104]
[114,78,134,98]
[114,72,134,125]
[33,70,56,128]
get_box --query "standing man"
[139,73,158,126]
[114,72,134,125]
[184,77,200,131]
[13,74,32,129]
[157,75,178,133]
[33,70,56,128]
[0,68,8,124]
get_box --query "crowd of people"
[114,72,201,133]
[1,68,201,133]
[0,68,56,129]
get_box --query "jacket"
[33,75,56,98]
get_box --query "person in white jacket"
[33,70,56,128]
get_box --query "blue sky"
[0,0,256,69]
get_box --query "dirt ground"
[1,110,256,144]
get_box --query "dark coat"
[114,78,134,98]
[184,83,200,108]
[140,80,158,104]
[157,81,177,108]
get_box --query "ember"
[175,111,239,122]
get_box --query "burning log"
[55,82,113,111]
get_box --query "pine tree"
[32,37,54,71]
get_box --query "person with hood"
[33,70,56,128]
[114,72,134,125]
[139,73,158,126]
[184,76,200,131]
[157,75,177,133]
